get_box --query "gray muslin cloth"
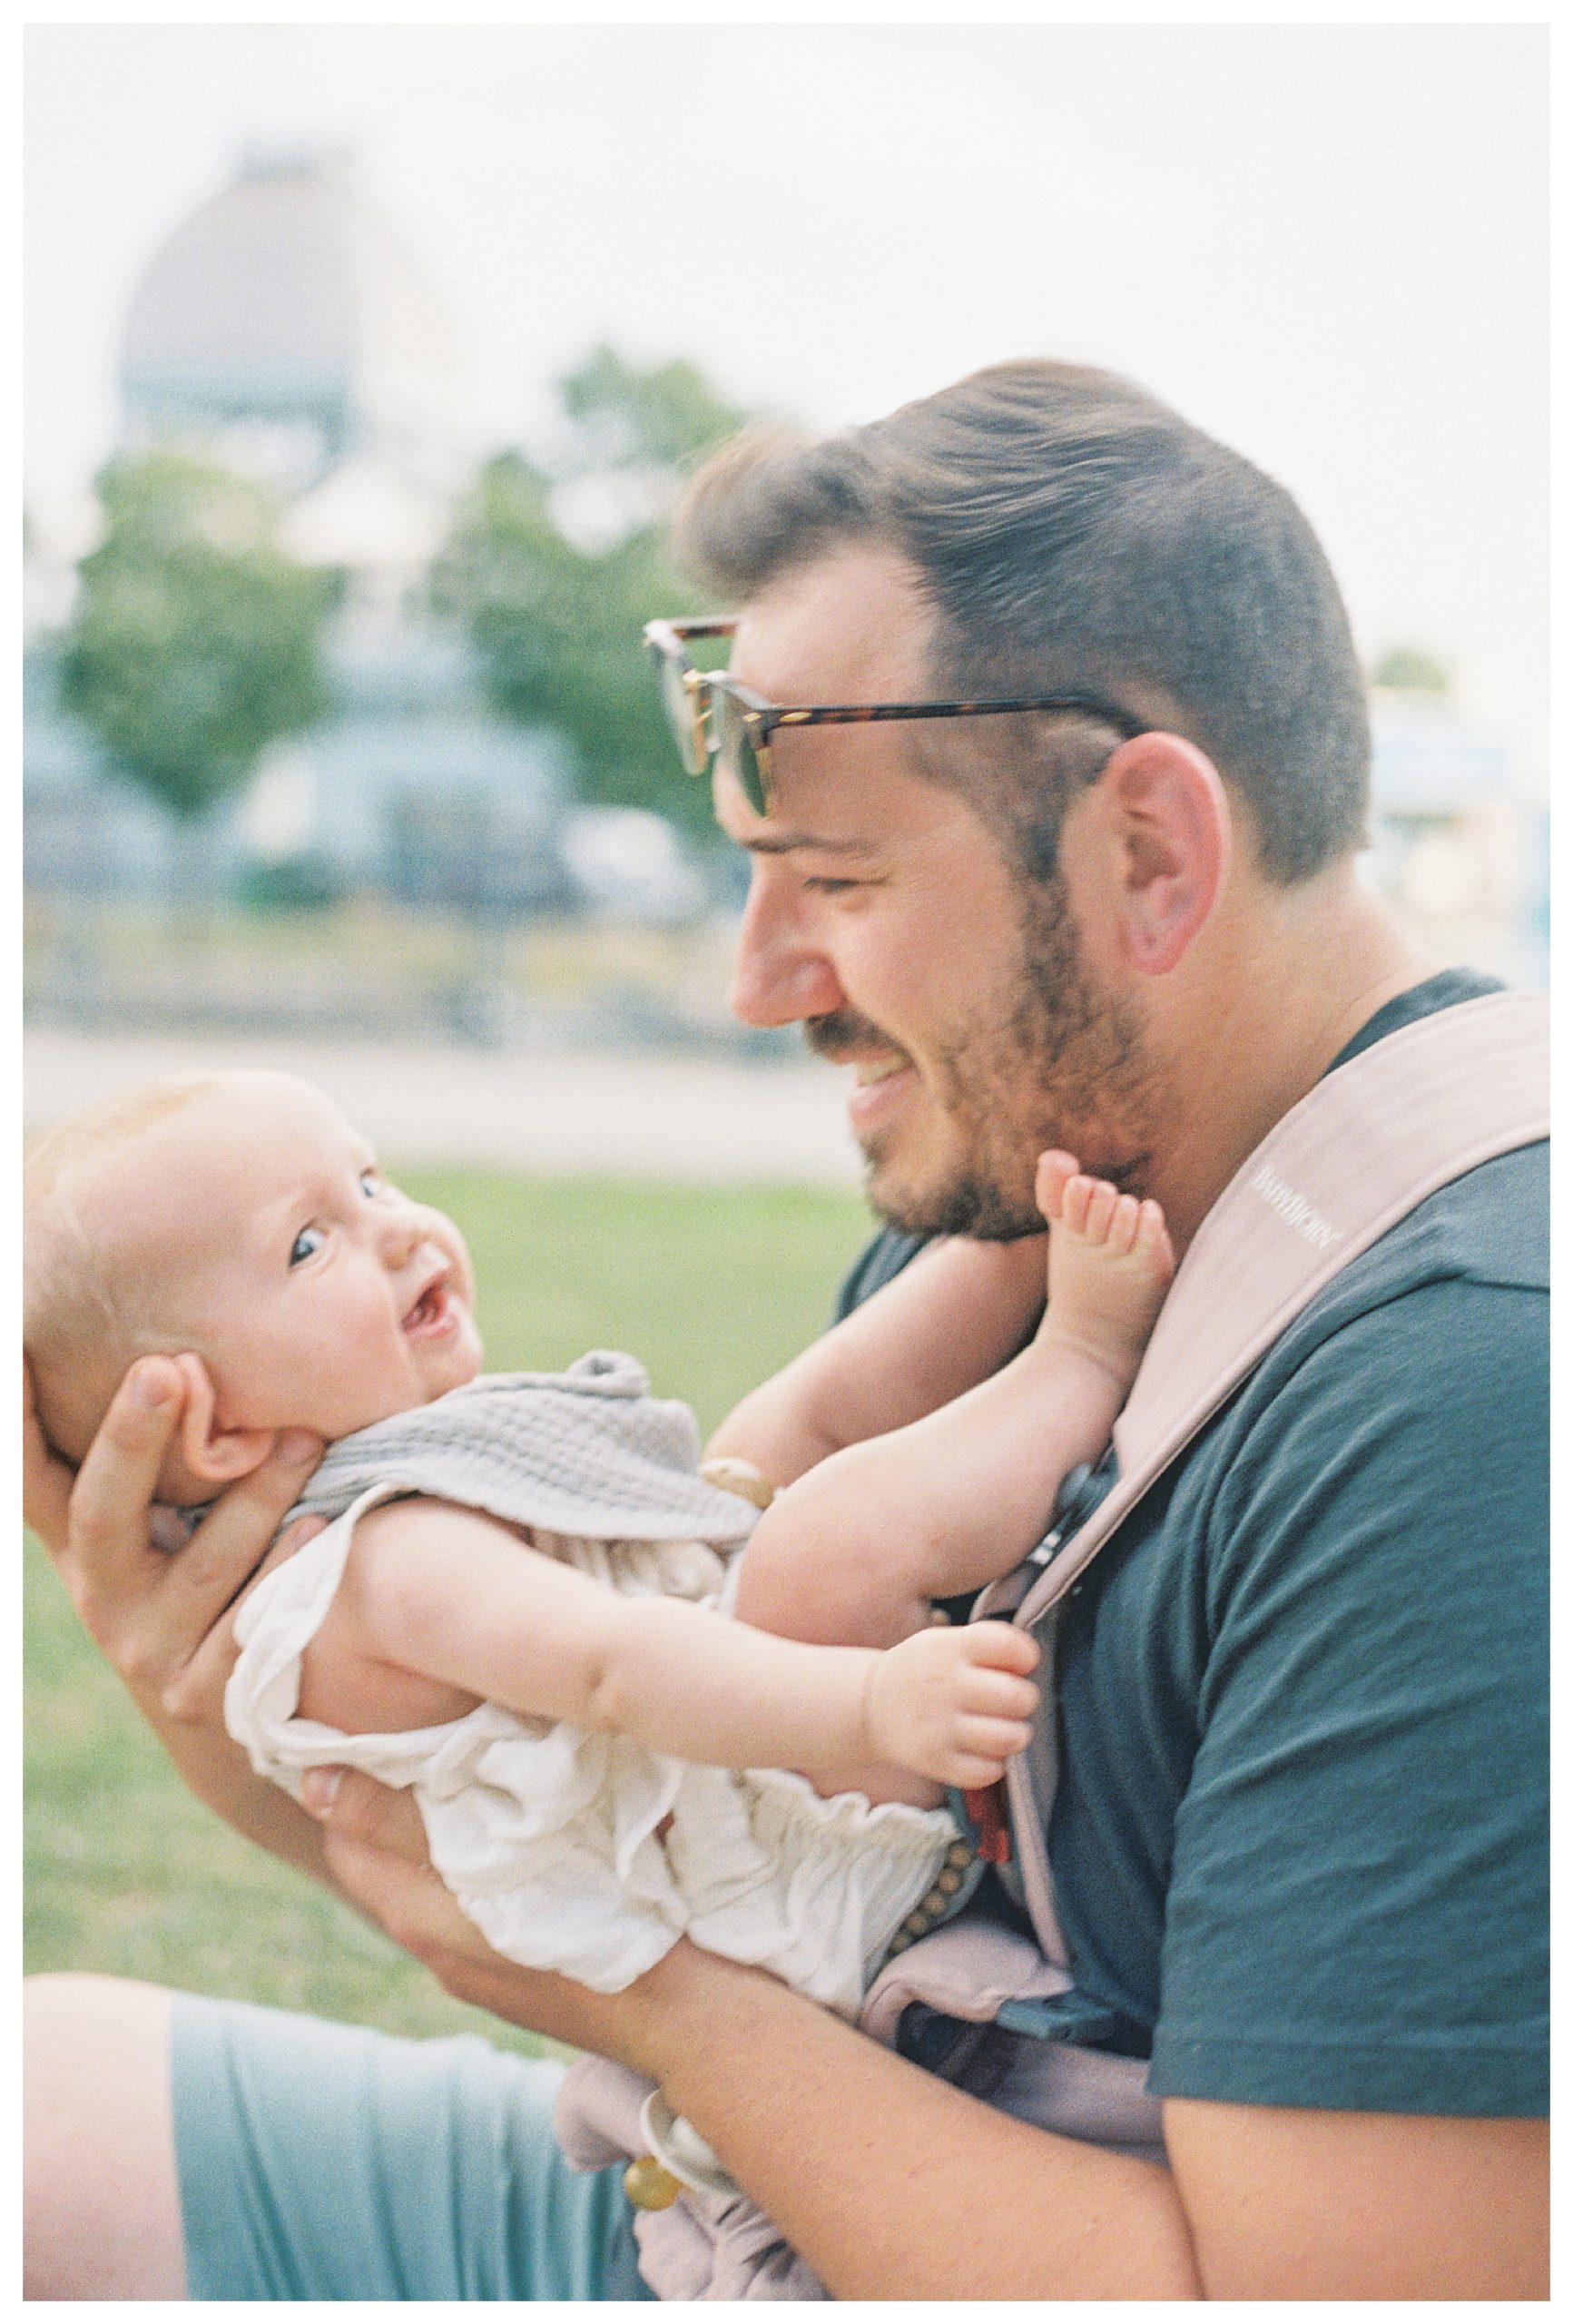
[285,1353,764,1545]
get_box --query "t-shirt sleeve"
[833,1226,929,1323]
[1146,1277,1548,2116]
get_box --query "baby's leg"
[1032,1151,1175,1401]
[734,1162,1173,1803]
[739,1157,1174,1652]
[732,1453,935,1652]
[731,1458,955,1807]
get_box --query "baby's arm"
[301,1497,1039,1793]
[704,1233,1047,1488]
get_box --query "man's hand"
[863,1620,1039,1787]
[25,1354,324,1724]
[298,1766,741,2074]
[25,1354,329,1871]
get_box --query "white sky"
[24,19,1549,786]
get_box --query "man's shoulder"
[1274,1133,1546,1371]
[1146,1132,1548,1610]
[1331,1126,1542,1295]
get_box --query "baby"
[25,1071,1173,2084]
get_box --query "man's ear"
[172,1352,277,1485]
[1096,732,1231,976]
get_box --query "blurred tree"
[435,347,752,836]
[61,453,336,879]
[1371,645,1450,694]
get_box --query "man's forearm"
[136,1688,335,1886]
[305,1789,1546,2302]
[643,1947,1203,2300]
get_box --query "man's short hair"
[673,359,1371,881]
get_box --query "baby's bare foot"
[1034,1150,1175,1391]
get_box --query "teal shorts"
[170,1993,654,2300]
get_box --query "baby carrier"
[555,989,1549,2299]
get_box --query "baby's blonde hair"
[24,1077,218,1463]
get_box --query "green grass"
[25,1168,871,2044]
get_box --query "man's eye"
[804,876,861,896]
[290,1226,326,1267]
[359,1169,387,1198]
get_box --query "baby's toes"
[1135,1198,1175,1276]
[1035,1149,1080,1226]
[1082,1180,1121,1242]
[1057,1173,1096,1235]
[1108,1192,1142,1256]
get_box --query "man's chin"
[863,1147,1042,1243]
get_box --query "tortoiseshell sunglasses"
[644,615,1149,815]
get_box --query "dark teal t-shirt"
[841,970,1548,2118]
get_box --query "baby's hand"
[862,1621,1040,1790]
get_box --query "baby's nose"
[377,1204,426,1265]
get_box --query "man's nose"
[728,878,845,1029]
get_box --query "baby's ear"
[172,1354,277,1485]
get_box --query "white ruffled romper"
[225,1354,961,2020]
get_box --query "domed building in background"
[116,141,467,582]
[26,146,577,965]
[122,145,461,494]
[24,150,1546,1006]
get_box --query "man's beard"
[808,872,1158,1241]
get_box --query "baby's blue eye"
[359,1169,386,1198]
[290,1226,325,1267]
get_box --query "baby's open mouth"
[403,1267,455,1337]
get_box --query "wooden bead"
[624,2155,683,2211]
[937,1868,962,1895]
[697,1457,776,1510]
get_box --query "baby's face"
[113,1074,484,1442]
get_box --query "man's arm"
[302,1777,1548,2300]
[24,1356,334,1883]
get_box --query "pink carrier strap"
[971,988,1548,1964]
[556,987,1548,2300]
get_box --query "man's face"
[717,546,1158,1236]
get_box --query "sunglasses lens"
[655,651,708,776]
[713,691,770,816]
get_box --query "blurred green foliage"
[435,346,752,836]
[234,851,348,917]
[1371,645,1450,694]
[26,1168,873,2034]
[61,451,336,825]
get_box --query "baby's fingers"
[966,1621,1041,1676]
[961,1627,1036,1682]
[946,1718,1036,1787]
[959,1667,1040,1725]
